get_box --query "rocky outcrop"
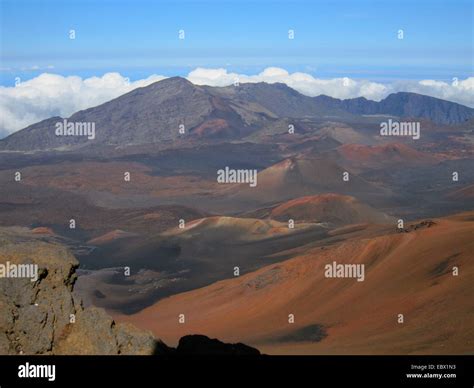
[317,92,474,125]
[174,335,260,355]
[0,227,156,355]
[0,227,262,355]
[398,220,437,233]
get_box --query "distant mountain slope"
[162,216,318,241]
[225,156,387,206]
[0,77,239,151]
[330,142,439,172]
[316,92,474,124]
[1,78,472,151]
[270,194,394,225]
[204,82,352,119]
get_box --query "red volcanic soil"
[258,157,371,190]
[192,119,230,137]
[336,142,438,169]
[116,212,474,355]
[31,226,55,235]
[162,216,319,241]
[225,156,385,205]
[87,229,138,245]
[318,124,371,144]
[4,161,223,199]
[270,194,393,225]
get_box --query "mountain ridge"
[1,78,472,151]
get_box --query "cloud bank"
[1,68,472,137]
[187,67,473,108]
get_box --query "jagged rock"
[0,227,262,355]
[0,227,156,355]
[398,220,437,233]
[176,335,261,355]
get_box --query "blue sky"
[0,0,472,85]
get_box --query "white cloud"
[395,77,474,107]
[187,67,390,101]
[0,68,472,137]
[0,72,166,136]
[187,67,473,107]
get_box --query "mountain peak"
[159,76,193,85]
[143,76,196,92]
